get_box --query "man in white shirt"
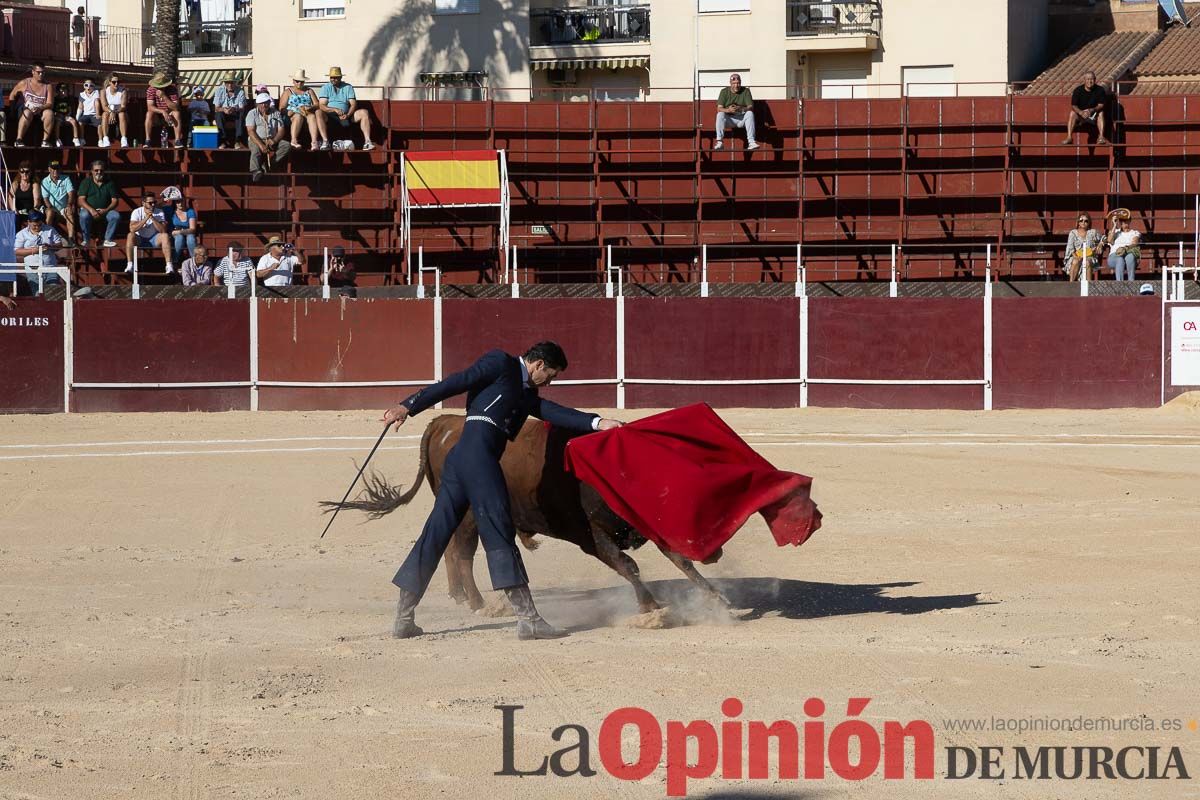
[124,193,174,274]
[13,210,66,293]
[254,237,301,287]
[212,242,255,287]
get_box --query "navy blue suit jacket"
[401,349,598,440]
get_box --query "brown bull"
[334,414,728,613]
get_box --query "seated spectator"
[165,186,199,256]
[8,63,53,147]
[246,92,291,182]
[53,82,83,146]
[180,244,212,287]
[144,72,183,149]
[186,86,212,128]
[256,237,302,287]
[41,160,77,244]
[8,161,44,227]
[76,160,120,247]
[212,242,254,287]
[318,66,374,150]
[280,69,325,150]
[714,73,758,151]
[125,193,175,274]
[213,74,246,149]
[1063,212,1103,282]
[13,211,66,294]
[100,73,128,147]
[327,245,357,288]
[1106,210,1141,280]
[1063,70,1109,146]
[76,78,103,144]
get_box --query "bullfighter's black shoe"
[505,584,568,640]
[392,589,425,639]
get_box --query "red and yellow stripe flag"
[404,150,501,206]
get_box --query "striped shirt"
[215,256,254,286]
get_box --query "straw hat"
[328,66,343,78]
[291,69,308,82]
[266,236,286,249]
[149,72,171,89]
[1110,207,1132,221]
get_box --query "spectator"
[280,69,326,150]
[180,244,212,287]
[9,63,53,147]
[76,160,119,247]
[41,159,77,244]
[7,161,43,227]
[212,242,254,287]
[76,78,103,144]
[246,92,291,183]
[144,72,183,149]
[317,66,374,151]
[213,74,246,149]
[714,73,758,151]
[13,211,66,293]
[255,237,302,287]
[167,187,199,257]
[1063,212,1103,282]
[71,7,86,61]
[1063,70,1109,146]
[327,245,356,294]
[100,73,128,147]
[1106,210,1141,281]
[125,193,175,273]
[186,86,211,128]
[53,82,83,146]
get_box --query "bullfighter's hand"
[596,418,623,431]
[0,296,15,310]
[382,404,409,432]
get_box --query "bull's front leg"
[589,529,662,613]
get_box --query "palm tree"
[153,0,182,78]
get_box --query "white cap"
[1139,283,1155,296]
[254,92,271,104]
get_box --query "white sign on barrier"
[1170,306,1200,386]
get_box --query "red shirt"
[147,85,180,111]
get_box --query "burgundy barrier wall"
[624,298,802,408]
[257,298,435,411]
[992,297,1161,409]
[72,300,250,412]
[1,300,64,413]
[441,299,617,409]
[808,298,985,410]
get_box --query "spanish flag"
[404,150,501,207]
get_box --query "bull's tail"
[319,423,432,520]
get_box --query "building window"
[698,0,751,12]
[301,0,345,18]
[434,0,480,14]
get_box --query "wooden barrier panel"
[257,298,435,411]
[441,299,617,409]
[807,298,985,409]
[0,300,64,413]
[624,298,802,408]
[992,297,1161,409]
[72,299,250,412]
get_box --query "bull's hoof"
[392,621,425,639]
[517,617,569,640]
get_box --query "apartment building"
[87,0,1051,99]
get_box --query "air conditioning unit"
[548,68,577,85]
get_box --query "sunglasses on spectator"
[84,82,94,88]
[19,169,29,173]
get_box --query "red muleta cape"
[563,403,821,562]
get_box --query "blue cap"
[27,210,45,222]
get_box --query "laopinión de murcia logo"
[495,699,1193,796]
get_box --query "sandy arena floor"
[2,405,1199,799]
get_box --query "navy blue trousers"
[391,424,528,598]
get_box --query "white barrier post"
[131,247,140,300]
[795,242,804,297]
[614,265,625,410]
[63,267,73,412]
[417,262,443,407]
[984,265,993,411]
[226,247,236,299]
[1178,241,1186,300]
[510,244,520,298]
[700,244,709,298]
[799,264,809,408]
[605,245,614,299]
[249,262,259,411]
[889,244,898,298]
[416,246,425,299]
[37,247,46,296]
[322,246,330,300]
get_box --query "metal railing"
[179,19,253,58]
[530,4,651,46]
[97,24,153,67]
[785,1,881,37]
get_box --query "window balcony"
[530,4,650,47]
[786,1,881,37]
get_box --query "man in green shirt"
[715,73,758,151]
[76,159,120,247]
